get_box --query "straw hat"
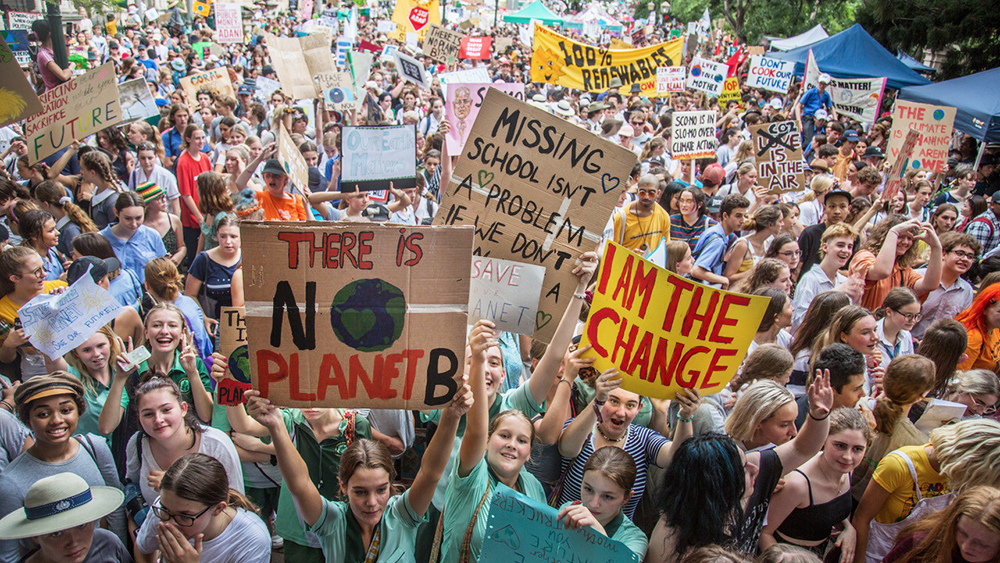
[0,474,123,539]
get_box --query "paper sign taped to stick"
[179,68,235,108]
[750,120,805,194]
[480,484,640,563]
[24,62,122,164]
[686,56,727,96]
[0,34,42,129]
[242,223,473,409]
[19,271,123,361]
[884,129,920,201]
[341,126,417,191]
[215,3,243,44]
[264,32,336,99]
[581,242,768,399]
[671,110,717,160]
[118,78,159,123]
[278,124,310,194]
[424,24,462,64]
[746,55,795,93]
[468,257,545,336]
[656,66,685,93]
[887,100,956,174]
[218,307,251,406]
[348,51,374,99]
[433,89,632,344]
[445,83,525,155]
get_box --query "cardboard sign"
[218,307,251,406]
[581,242,768,399]
[886,100,956,174]
[23,62,121,164]
[531,25,682,98]
[0,33,42,129]
[460,36,491,60]
[746,55,795,93]
[828,76,886,125]
[750,120,805,195]
[495,36,513,53]
[215,2,243,44]
[747,45,765,56]
[718,76,741,106]
[2,30,30,67]
[393,50,429,88]
[686,56,727,96]
[884,129,920,201]
[316,71,357,111]
[468,257,546,336]
[19,271,123,361]
[656,66,685,93]
[389,0,440,41]
[444,83,525,154]
[424,24,462,64]
[6,11,41,30]
[264,32,336,99]
[118,78,158,123]
[341,125,417,191]
[438,68,492,85]
[277,124,310,194]
[670,110,717,160]
[179,68,235,106]
[433,89,631,344]
[480,485,640,563]
[241,223,473,409]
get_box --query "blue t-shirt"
[692,223,734,276]
[800,87,832,117]
[100,225,167,284]
[188,252,240,320]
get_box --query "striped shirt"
[670,214,716,251]
[557,420,669,520]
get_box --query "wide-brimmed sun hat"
[0,473,123,539]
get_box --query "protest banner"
[750,120,805,195]
[19,272,123,361]
[342,125,417,191]
[718,76,741,107]
[581,242,768,399]
[433,89,631,344]
[609,37,631,49]
[423,24,462,64]
[671,110,717,160]
[469,257,546,336]
[656,66,685,93]
[884,129,920,201]
[444,83,525,154]
[264,32,336,99]
[23,62,121,164]
[376,20,396,34]
[6,11,41,30]
[686,56,727,96]
[358,39,381,53]
[438,67,492,85]
[1,29,30,66]
[348,51,373,98]
[217,307,251,406]
[117,77,159,123]
[828,76,886,125]
[746,55,795,93]
[278,124,310,195]
[480,484,640,563]
[389,0,440,41]
[886,100,956,174]
[393,50,429,88]
[531,25,682,98]
[179,68,235,107]
[460,36,492,59]
[215,3,243,43]
[316,71,357,111]
[0,34,42,129]
[241,223,473,409]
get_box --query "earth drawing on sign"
[329,279,406,352]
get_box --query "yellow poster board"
[581,242,769,399]
[389,0,441,42]
[531,25,683,97]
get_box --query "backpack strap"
[75,434,97,464]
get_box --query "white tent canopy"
[765,24,829,51]
[563,3,623,32]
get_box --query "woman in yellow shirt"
[0,247,66,379]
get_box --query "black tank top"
[775,469,853,542]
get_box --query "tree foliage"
[657,0,858,45]
[855,0,1000,79]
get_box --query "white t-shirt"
[138,506,270,563]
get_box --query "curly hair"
[863,214,922,270]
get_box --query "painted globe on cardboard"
[227,345,252,384]
[329,279,406,352]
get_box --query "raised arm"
[654,388,700,468]
[558,368,619,459]
[408,377,473,516]
[386,183,411,213]
[179,331,213,423]
[535,345,589,445]
[458,320,495,477]
[912,224,942,294]
[98,340,137,435]
[209,352,269,436]
[866,221,916,281]
[235,142,276,192]
[773,369,833,476]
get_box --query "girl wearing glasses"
[944,369,1000,419]
[137,453,270,563]
[0,247,66,378]
[874,288,920,370]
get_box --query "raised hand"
[467,320,497,364]
[593,368,621,403]
[807,369,835,419]
[245,390,283,431]
[157,521,203,563]
[573,251,599,287]
[445,375,474,418]
[209,352,228,382]
[674,387,702,419]
[178,331,197,374]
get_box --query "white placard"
[746,55,795,93]
[437,67,492,85]
[468,257,546,336]
[393,50,429,88]
[341,125,417,191]
[657,66,686,93]
[671,110,718,159]
[686,56,726,96]
[377,20,397,33]
[215,3,244,44]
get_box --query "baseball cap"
[66,256,121,285]
[814,109,829,120]
[843,129,860,143]
[818,73,832,84]
[261,159,287,176]
[825,188,852,205]
[706,195,724,214]
[700,164,727,188]
[862,146,885,160]
[237,85,252,95]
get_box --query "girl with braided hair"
[80,151,124,229]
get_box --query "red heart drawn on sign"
[408,6,429,32]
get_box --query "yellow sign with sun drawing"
[0,33,43,128]
[18,272,122,361]
[531,25,683,98]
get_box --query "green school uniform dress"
[307,489,425,562]
[67,366,130,440]
[556,501,649,559]
[440,456,545,563]
[136,352,212,411]
[274,409,372,552]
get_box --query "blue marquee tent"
[897,51,936,75]
[768,24,931,89]
[899,67,1000,143]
